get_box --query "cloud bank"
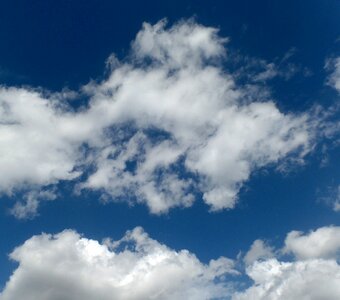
[2,225,340,300]
[0,19,316,216]
[0,227,236,300]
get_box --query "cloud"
[283,226,340,260]
[232,47,308,83]
[2,225,340,299]
[234,225,340,300]
[243,239,274,265]
[0,87,83,193]
[9,189,57,219]
[233,258,340,300]
[332,185,340,212]
[327,57,340,93]
[132,19,227,69]
[252,62,278,82]
[0,19,316,216]
[0,227,236,300]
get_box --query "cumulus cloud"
[0,227,236,300]
[234,225,340,300]
[3,225,340,300]
[233,258,340,300]
[243,239,274,265]
[284,226,340,260]
[0,19,316,216]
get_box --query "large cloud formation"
[0,19,316,216]
[2,225,340,300]
[0,227,237,300]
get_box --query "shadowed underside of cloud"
[2,225,340,300]
[0,19,320,217]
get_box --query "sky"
[0,1,340,299]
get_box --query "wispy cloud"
[326,57,340,93]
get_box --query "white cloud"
[233,258,340,300]
[253,63,278,82]
[283,226,340,260]
[0,227,236,300]
[0,19,316,215]
[244,239,274,265]
[233,48,304,83]
[0,88,82,193]
[234,225,340,300]
[132,19,227,69]
[80,20,314,213]
[9,189,57,219]
[3,225,340,300]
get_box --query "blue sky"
[0,1,340,299]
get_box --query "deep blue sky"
[0,0,339,291]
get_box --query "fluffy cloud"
[243,239,274,265]
[284,226,340,260]
[0,88,82,192]
[234,225,340,300]
[233,259,340,300]
[2,225,340,300]
[0,19,316,216]
[0,227,236,300]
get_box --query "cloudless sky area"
[0,0,339,297]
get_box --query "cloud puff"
[0,19,316,216]
[234,225,340,300]
[233,259,340,300]
[243,239,274,265]
[284,226,340,260]
[9,188,57,219]
[0,227,236,300]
